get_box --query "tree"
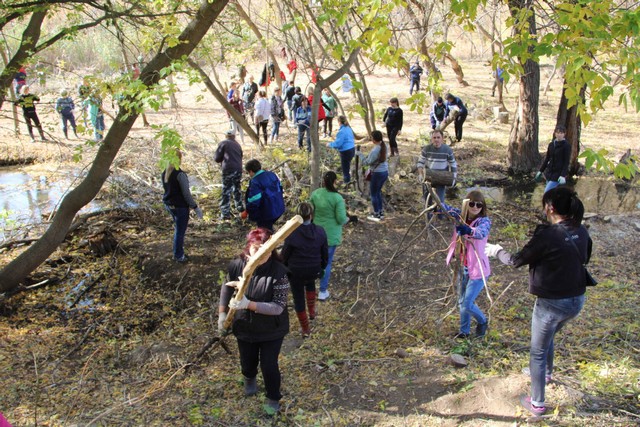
[0,0,230,291]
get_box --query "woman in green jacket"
[310,171,356,301]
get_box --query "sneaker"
[475,322,488,337]
[219,214,231,220]
[522,367,552,384]
[453,332,470,339]
[318,290,330,301]
[520,395,546,417]
[378,213,385,220]
[367,215,381,222]
[175,255,189,263]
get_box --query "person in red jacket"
[307,87,325,138]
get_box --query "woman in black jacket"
[281,203,328,336]
[485,187,592,417]
[218,228,290,415]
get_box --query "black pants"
[323,117,333,136]
[23,110,43,138]
[256,120,268,144]
[454,111,468,141]
[289,268,320,312]
[236,337,284,401]
[387,126,400,154]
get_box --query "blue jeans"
[165,205,189,259]
[297,125,310,151]
[544,180,560,193]
[369,171,388,215]
[458,269,487,334]
[271,120,281,138]
[339,148,355,184]
[93,114,105,141]
[529,295,585,406]
[320,245,337,293]
[409,79,420,95]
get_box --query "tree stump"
[88,229,118,256]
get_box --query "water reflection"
[466,178,639,214]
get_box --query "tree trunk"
[0,0,230,291]
[556,78,585,175]
[0,46,20,134]
[187,58,261,145]
[507,0,541,174]
[0,9,48,109]
[443,53,469,87]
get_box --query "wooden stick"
[223,215,303,329]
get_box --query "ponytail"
[542,187,584,225]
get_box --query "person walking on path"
[444,93,468,142]
[409,61,423,95]
[242,159,285,232]
[228,91,246,144]
[383,97,403,157]
[357,130,389,221]
[215,129,244,220]
[218,227,290,415]
[15,85,47,142]
[485,187,592,417]
[321,88,338,138]
[430,97,446,130]
[327,116,356,185]
[55,90,78,139]
[295,97,312,151]
[161,150,203,263]
[269,88,285,143]
[442,190,491,339]
[85,92,106,142]
[285,81,296,122]
[254,90,271,145]
[282,202,328,337]
[535,125,571,193]
[242,75,259,122]
[310,171,357,301]
[416,129,458,203]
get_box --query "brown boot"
[306,290,317,320]
[296,311,310,337]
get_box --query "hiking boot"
[264,398,280,415]
[175,255,189,263]
[522,367,552,384]
[306,290,317,320]
[520,395,546,417]
[243,376,258,396]
[296,311,311,337]
[475,322,488,337]
[318,290,330,301]
[453,332,470,339]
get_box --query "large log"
[423,169,455,186]
[436,106,459,132]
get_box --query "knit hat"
[225,129,236,137]
[61,90,68,97]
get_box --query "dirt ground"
[0,60,639,426]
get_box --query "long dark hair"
[542,187,584,226]
[371,130,386,163]
[322,171,338,193]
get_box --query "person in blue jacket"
[445,93,468,142]
[326,115,356,185]
[242,159,285,231]
[409,61,423,95]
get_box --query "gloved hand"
[534,171,543,182]
[194,207,203,219]
[558,176,566,185]
[229,295,251,310]
[484,243,504,258]
[456,224,472,236]
[240,210,248,220]
[217,312,228,332]
[348,215,358,224]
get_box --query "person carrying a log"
[383,97,403,157]
[430,96,446,130]
[161,149,203,263]
[310,171,357,301]
[214,129,244,220]
[242,159,285,232]
[14,85,47,143]
[281,202,328,337]
[416,129,458,204]
[442,190,491,339]
[535,125,571,193]
[444,93,468,142]
[218,227,290,415]
[485,187,592,417]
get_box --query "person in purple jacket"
[443,190,491,339]
[281,202,328,337]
